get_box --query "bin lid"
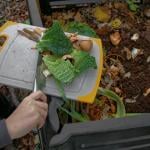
[49,115,150,150]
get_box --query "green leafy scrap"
[36,21,73,56]
[59,106,88,122]
[54,78,67,101]
[59,100,89,122]
[43,49,97,84]
[43,55,75,83]
[98,87,126,118]
[71,49,97,74]
[126,0,139,12]
[65,22,97,38]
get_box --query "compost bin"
[26,0,150,149]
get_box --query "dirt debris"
[0,0,29,26]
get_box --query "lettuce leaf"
[71,49,97,74]
[43,55,75,83]
[36,21,73,56]
[65,22,97,38]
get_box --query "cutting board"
[0,21,103,103]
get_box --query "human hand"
[5,91,48,140]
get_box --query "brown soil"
[100,20,150,112]
[107,28,150,112]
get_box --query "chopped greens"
[65,22,97,38]
[43,49,97,84]
[37,21,97,84]
[36,21,72,56]
[71,49,97,74]
[43,55,75,83]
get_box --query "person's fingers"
[27,100,47,119]
[35,112,45,129]
[35,100,48,112]
[38,119,45,129]
[33,106,47,129]
[36,106,47,119]
[30,91,47,102]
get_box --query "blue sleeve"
[0,120,12,148]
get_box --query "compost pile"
[0,0,29,26]
[42,0,150,124]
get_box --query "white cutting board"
[0,21,103,103]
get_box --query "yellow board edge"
[77,38,103,104]
[0,21,17,33]
[0,21,17,52]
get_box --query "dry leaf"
[97,25,111,36]
[131,48,143,59]
[110,18,122,29]
[117,62,125,75]
[125,98,136,103]
[110,103,116,113]
[131,33,139,42]
[115,87,122,94]
[124,72,131,78]
[93,6,111,22]
[143,88,150,97]
[74,12,83,22]
[110,32,121,46]
[144,8,150,18]
[114,2,128,10]
[109,65,120,77]
[123,47,132,60]
[147,56,150,63]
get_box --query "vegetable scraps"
[36,21,97,122]
[37,21,97,84]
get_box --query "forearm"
[0,120,12,148]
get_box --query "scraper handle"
[33,79,45,150]
[37,129,44,150]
